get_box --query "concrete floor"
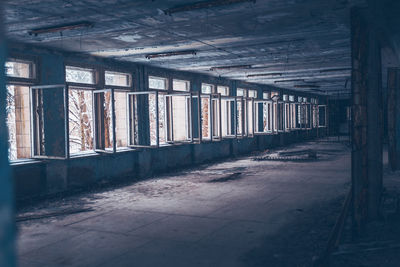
[16,138,350,267]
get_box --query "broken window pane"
[6,85,31,160]
[69,88,94,154]
[66,66,95,84]
[105,71,131,87]
[149,76,167,90]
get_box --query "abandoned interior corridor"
[2,0,400,266]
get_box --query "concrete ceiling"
[4,0,368,96]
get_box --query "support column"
[387,68,400,171]
[0,2,16,266]
[351,7,383,235]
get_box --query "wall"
[0,2,16,266]
[6,42,327,202]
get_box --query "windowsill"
[9,158,42,166]
[69,151,98,158]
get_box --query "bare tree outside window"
[69,89,94,154]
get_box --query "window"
[248,89,257,98]
[237,88,246,97]
[247,98,254,136]
[5,60,35,79]
[6,85,31,160]
[236,97,244,136]
[31,85,67,159]
[305,103,312,129]
[285,103,290,131]
[68,88,94,154]
[291,102,297,129]
[255,100,273,134]
[263,92,269,100]
[105,71,131,87]
[114,91,128,149]
[201,83,214,94]
[283,94,288,101]
[271,91,279,98]
[149,76,167,90]
[173,79,190,92]
[217,86,229,96]
[5,59,37,161]
[212,95,221,139]
[168,93,193,142]
[273,102,278,133]
[289,95,295,102]
[66,66,95,84]
[277,102,284,132]
[318,105,327,127]
[201,95,211,140]
[221,97,235,137]
[94,90,114,151]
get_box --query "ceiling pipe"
[246,73,283,78]
[145,50,197,59]
[210,64,252,71]
[274,79,304,83]
[164,0,256,15]
[28,21,93,36]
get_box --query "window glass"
[263,92,270,99]
[237,88,246,97]
[68,88,94,154]
[248,90,257,98]
[173,79,190,92]
[105,71,131,87]
[114,91,128,149]
[6,85,31,160]
[149,76,167,90]
[66,66,95,84]
[5,60,34,79]
[289,95,295,102]
[217,86,229,96]
[201,83,213,94]
[283,94,288,101]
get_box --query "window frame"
[65,65,97,87]
[104,70,133,89]
[30,84,68,160]
[6,56,38,85]
[318,105,327,128]
[254,99,274,135]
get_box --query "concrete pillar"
[387,68,400,170]
[351,7,383,235]
[0,3,17,266]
